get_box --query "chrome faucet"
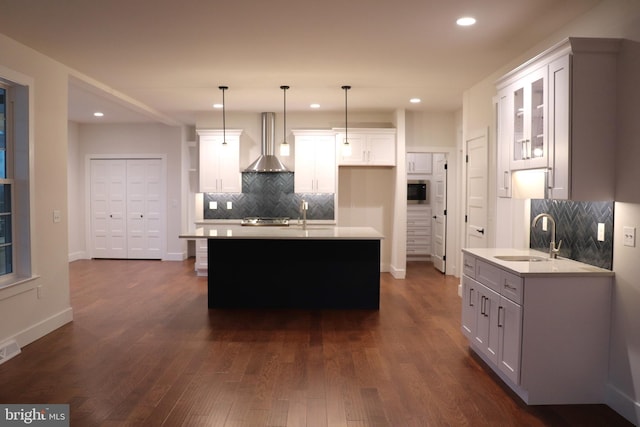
[299,199,308,230]
[532,213,562,259]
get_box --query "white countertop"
[462,247,614,277]
[180,225,384,240]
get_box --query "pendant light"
[280,85,290,156]
[342,85,352,156]
[219,85,228,145]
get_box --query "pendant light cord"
[219,86,228,144]
[281,85,289,143]
[342,85,351,144]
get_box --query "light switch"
[226,201,232,209]
[53,210,61,223]
[209,201,217,210]
[597,223,605,242]
[542,216,548,231]
[623,226,636,247]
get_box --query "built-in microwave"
[408,180,428,204]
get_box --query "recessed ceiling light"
[93,112,104,117]
[410,98,421,104]
[456,16,476,26]
[213,103,223,109]
[310,103,320,109]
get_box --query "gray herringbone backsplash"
[530,199,613,270]
[204,172,335,220]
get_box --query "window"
[0,77,31,289]
[0,84,12,277]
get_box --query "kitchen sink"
[494,255,550,262]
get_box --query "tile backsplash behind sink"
[530,199,614,270]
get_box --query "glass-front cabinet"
[510,66,547,170]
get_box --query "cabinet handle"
[498,306,504,327]
[504,171,509,189]
[469,287,474,306]
[547,167,554,189]
[504,283,517,291]
[477,228,485,235]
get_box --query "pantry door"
[90,158,165,259]
[431,153,447,273]
[465,129,488,249]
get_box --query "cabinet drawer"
[475,259,502,293]
[500,271,523,304]
[463,253,476,279]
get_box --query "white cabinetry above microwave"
[197,129,242,193]
[496,37,620,201]
[335,128,396,166]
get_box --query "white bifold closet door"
[91,159,164,259]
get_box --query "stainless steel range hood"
[244,112,289,172]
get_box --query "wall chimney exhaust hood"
[244,112,290,172]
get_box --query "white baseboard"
[389,265,406,279]
[68,251,87,262]
[605,383,640,425]
[11,307,73,348]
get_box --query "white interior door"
[431,153,447,273]
[466,130,489,248]
[126,159,163,259]
[91,158,164,259]
[91,159,127,258]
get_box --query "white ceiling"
[0,0,601,125]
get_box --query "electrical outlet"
[597,223,605,242]
[542,216,548,231]
[623,226,636,247]
[226,201,232,209]
[53,210,61,223]
[37,285,44,299]
[209,201,217,210]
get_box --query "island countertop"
[462,247,614,277]
[180,225,384,240]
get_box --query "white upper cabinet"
[293,130,336,194]
[407,152,433,175]
[335,128,396,166]
[507,66,548,171]
[496,37,620,201]
[197,129,242,193]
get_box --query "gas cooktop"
[240,217,290,226]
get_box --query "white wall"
[67,121,85,261]
[71,123,185,261]
[0,34,73,348]
[462,0,640,423]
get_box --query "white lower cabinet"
[195,239,208,276]
[407,205,432,259]
[461,250,612,404]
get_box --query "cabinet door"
[498,296,522,385]
[474,284,500,364]
[313,136,336,193]
[496,90,512,197]
[510,66,547,170]
[295,134,336,193]
[461,275,478,339]
[217,138,241,193]
[546,55,570,200]
[337,133,367,165]
[199,135,240,193]
[407,152,433,175]
[367,133,396,166]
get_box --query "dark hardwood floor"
[0,259,632,426]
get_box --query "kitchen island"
[180,225,384,309]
